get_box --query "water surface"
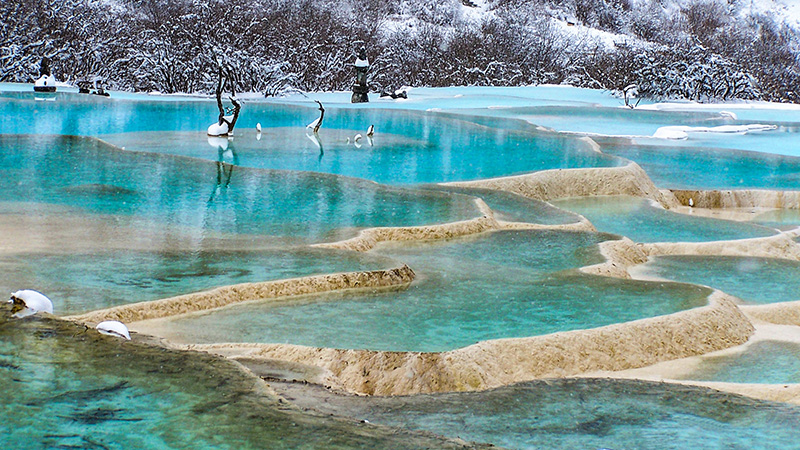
[0,134,480,244]
[0,310,478,449]
[148,230,710,351]
[636,255,800,304]
[681,341,800,384]
[553,196,777,242]
[272,377,800,450]
[0,248,395,314]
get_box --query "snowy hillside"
[1,0,798,102]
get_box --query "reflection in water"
[0,134,481,244]
[0,307,482,449]
[305,130,324,162]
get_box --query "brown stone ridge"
[442,161,680,208]
[672,189,800,209]
[67,265,416,325]
[193,291,754,396]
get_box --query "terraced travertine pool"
[134,230,710,351]
[3,82,800,449]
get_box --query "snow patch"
[653,124,778,139]
[207,121,229,136]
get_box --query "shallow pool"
[146,230,711,351]
[552,196,777,242]
[601,141,800,190]
[681,340,800,384]
[1,90,620,184]
[0,134,481,244]
[635,255,800,304]
[0,248,395,315]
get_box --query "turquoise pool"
[0,134,481,244]
[0,248,395,315]
[2,90,620,185]
[636,255,800,304]
[552,196,777,243]
[148,230,710,351]
[680,340,800,384]
[0,309,476,449]
[601,140,800,190]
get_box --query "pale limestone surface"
[641,232,800,260]
[672,189,800,209]
[580,237,648,279]
[443,161,680,208]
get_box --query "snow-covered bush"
[1,0,798,102]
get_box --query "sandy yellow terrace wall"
[192,291,753,396]
[741,301,800,326]
[641,233,800,260]
[672,189,800,209]
[581,237,649,279]
[67,265,416,325]
[314,215,500,252]
[441,161,680,208]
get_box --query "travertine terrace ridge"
[190,291,752,396]
[672,189,800,209]
[443,160,680,208]
[68,265,416,325]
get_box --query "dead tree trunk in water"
[215,68,241,135]
[312,100,324,133]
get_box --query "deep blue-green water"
[0,311,481,449]
[151,230,710,351]
[601,141,800,190]
[1,90,619,184]
[278,378,800,450]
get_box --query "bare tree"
[212,66,241,136]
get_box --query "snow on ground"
[551,18,637,51]
[742,0,800,26]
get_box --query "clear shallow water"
[1,89,619,184]
[552,196,777,243]
[426,185,582,225]
[752,209,800,228]
[0,310,470,450]
[0,134,480,244]
[303,378,800,450]
[151,230,710,351]
[682,341,800,384]
[101,123,616,185]
[600,140,800,190]
[636,255,800,304]
[0,248,394,315]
